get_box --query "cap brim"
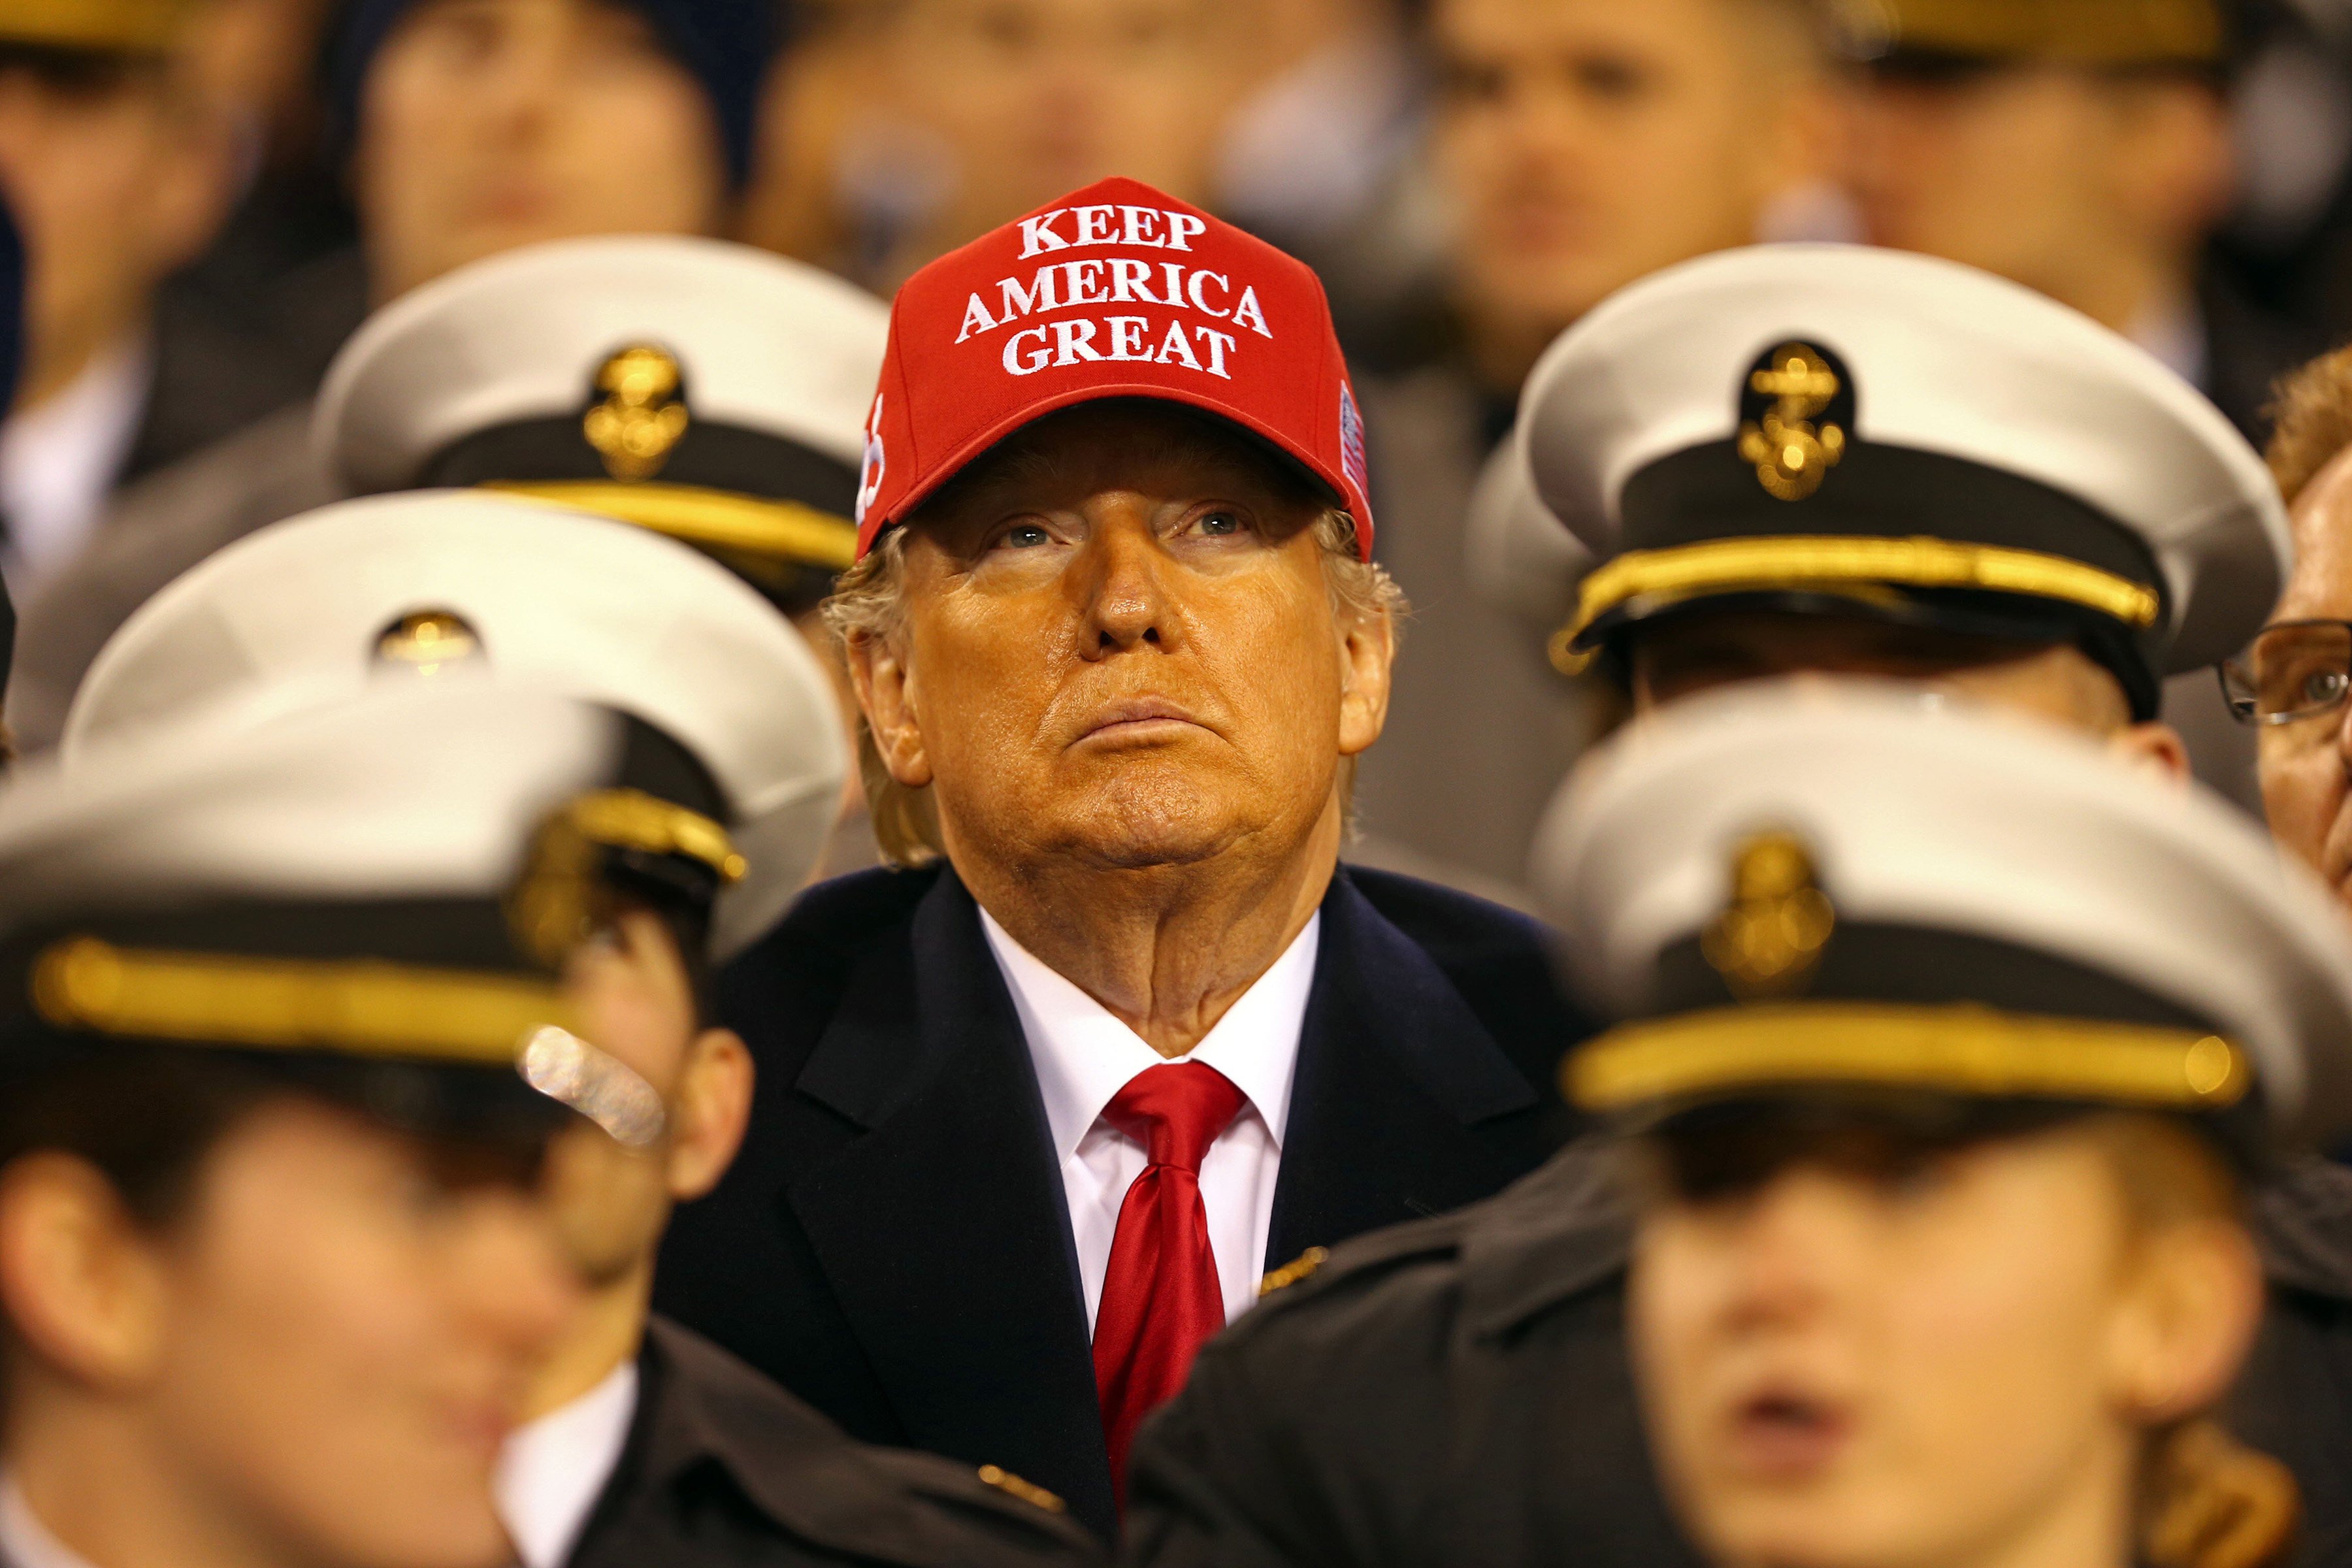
[866,381,1365,559]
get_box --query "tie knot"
[1103,1062,1245,1174]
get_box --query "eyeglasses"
[2220,621,2352,727]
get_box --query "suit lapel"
[782,871,1115,1537]
[1268,870,1550,1268]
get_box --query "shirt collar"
[979,906,1319,1159]
[496,1359,640,1568]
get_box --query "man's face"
[137,1100,576,1568]
[539,906,702,1286]
[891,0,1229,259]
[2253,456,2352,907]
[1626,609,2132,734]
[356,0,726,303]
[1631,1122,2180,1568]
[0,59,232,407]
[1841,65,2225,322]
[853,402,1394,878]
[1431,0,1821,377]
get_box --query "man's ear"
[665,1030,753,1202]
[0,1154,173,1390]
[2110,721,2191,785]
[843,631,934,791]
[2104,1217,2264,1424]
[1336,603,1397,760]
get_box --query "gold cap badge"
[1703,831,1837,999]
[1738,343,1847,502]
[583,344,691,482]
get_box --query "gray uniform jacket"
[1124,1137,2352,1568]
[7,404,336,753]
[574,1316,1105,1567]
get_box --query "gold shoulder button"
[977,1464,1068,1514]
[1258,1246,1330,1298]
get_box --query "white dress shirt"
[0,1477,95,1568]
[979,908,1320,1330]
[495,1360,640,1568]
[0,335,151,596]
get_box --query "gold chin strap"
[1550,534,2164,676]
[1566,1002,2249,1115]
[31,937,668,1147]
[485,481,858,572]
[33,937,571,1065]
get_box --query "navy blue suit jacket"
[654,863,1589,1543]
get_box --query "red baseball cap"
[852,176,1375,560]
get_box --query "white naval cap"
[0,682,674,1143]
[315,235,889,605]
[1520,244,2288,720]
[1531,682,2352,1151]
[65,491,848,961]
[1464,425,1590,628]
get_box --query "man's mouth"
[1074,697,1206,745]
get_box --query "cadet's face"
[540,907,701,1284]
[1631,1128,2146,1568]
[357,0,726,303]
[1432,0,1822,372]
[0,63,233,408]
[855,402,1393,878]
[1627,609,2134,734]
[892,0,1228,257]
[1841,67,2225,324]
[146,1100,576,1568]
[2255,455,2352,908]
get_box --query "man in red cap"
[655,176,1585,1541]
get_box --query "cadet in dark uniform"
[54,489,1101,1568]
[1474,242,2286,789]
[311,234,889,623]
[1127,683,2352,1568]
[0,682,659,1568]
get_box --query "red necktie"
[1092,1061,1246,1507]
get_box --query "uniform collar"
[978,904,1318,1160]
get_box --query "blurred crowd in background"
[6,0,2347,894]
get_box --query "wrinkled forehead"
[909,400,1329,528]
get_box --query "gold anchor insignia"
[1702,831,1837,999]
[373,610,483,677]
[1737,343,1846,502]
[582,344,691,482]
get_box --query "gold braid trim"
[1550,535,2163,674]
[1567,1003,2248,1115]
[31,938,571,1065]
[507,790,744,968]
[485,481,857,571]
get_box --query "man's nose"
[1716,1173,1852,1333]
[1076,512,1180,659]
[451,1190,580,1357]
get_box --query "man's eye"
[998,524,1051,549]
[1199,512,1243,537]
